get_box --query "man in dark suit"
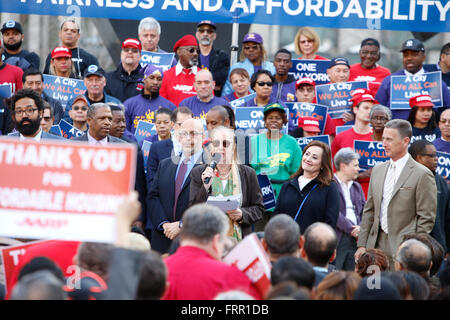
[8,88,64,141]
[148,118,205,253]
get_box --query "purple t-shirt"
[124,94,176,134]
[200,54,210,69]
[433,137,450,153]
[178,96,231,118]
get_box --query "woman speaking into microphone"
[189,126,264,241]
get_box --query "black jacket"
[203,47,230,97]
[430,174,450,253]
[3,49,40,71]
[0,99,12,135]
[42,92,64,125]
[273,177,340,233]
[105,64,143,103]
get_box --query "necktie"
[173,160,188,221]
[381,163,396,234]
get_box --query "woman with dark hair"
[243,69,278,107]
[223,68,251,102]
[407,94,440,143]
[273,141,339,233]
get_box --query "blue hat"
[243,33,263,44]
[84,65,105,78]
[1,20,23,34]
[197,20,216,30]
[328,57,350,69]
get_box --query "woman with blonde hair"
[294,27,327,60]
[48,46,78,79]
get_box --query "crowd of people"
[0,16,449,301]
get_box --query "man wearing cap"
[424,42,450,90]
[124,64,175,134]
[22,69,64,125]
[376,39,450,121]
[271,49,296,102]
[178,69,230,119]
[159,35,200,106]
[221,33,275,97]
[47,46,77,79]
[1,20,40,71]
[105,39,144,102]
[62,65,121,124]
[195,20,229,97]
[0,41,23,96]
[349,38,391,95]
[69,95,89,134]
[43,20,99,79]
[408,94,441,143]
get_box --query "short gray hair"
[334,147,360,171]
[138,17,161,35]
[87,102,110,119]
[180,204,229,244]
[11,270,66,300]
[370,104,392,120]
[384,119,412,139]
[396,239,432,274]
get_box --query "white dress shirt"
[335,175,357,225]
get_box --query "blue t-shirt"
[433,137,450,153]
[179,96,231,119]
[200,53,210,69]
[411,126,441,143]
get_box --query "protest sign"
[336,125,353,135]
[42,75,86,109]
[0,84,12,98]
[49,125,62,137]
[223,233,272,299]
[289,59,330,85]
[296,135,330,150]
[0,138,136,243]
[354,140,389,170]
[230,93,257,108]
[59,119,84,140]
[436,151,450,180]
[141,140,152,174]
[140,51,175,71]
[235,106,289,134]
[134,120,156,145]
[1,240,80,295]
[285,102,328,133]
[390,71,443,110]
[316,81,368,119]
[256,174,276,211]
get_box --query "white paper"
[206,194,241,212]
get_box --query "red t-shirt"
[0,63,23,95]
[349,63,391,95]
[159,66,199,106]
[299,55,329,60]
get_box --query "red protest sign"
[0,137,136,243]
[1,240,80,296]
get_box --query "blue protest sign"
[390,71,443,110]
[140,51,175,72]
[3,1,448,33]
[230,93,257,108]
[354,140,388,170]
[42,75,86,109]
[0,84,12,98]
[436,151,450,180]
[316,81,368,119]
[134,120,156,145]
[257,174,276,211]
[296,135,330,150]
[285,102,328,134]
[59,119,84,140]
[289,60,330,85]
[141,140,152,175]
[235,107,289,134]
[336,125,353,135]
[49,125,62,137]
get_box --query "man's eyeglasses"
[179,131,203,138]
[14,107,38,117]
[73,106,88,112]
[420,153,437,158]
[198,28,214,34]
[256,81,273,87]
[184,47,200,54]
[212,139,231,148]
[439,119,450,124]
[42,116,52,122]
[123,47,139,53]
[244,45,258,51]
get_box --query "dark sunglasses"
[198,28,214,34]
[244,45,258,50]
[185,47,200,54]
[73,106,88,111]
[212,139,231,148]
[42,116,52,122]
[256,81,273,87]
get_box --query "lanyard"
[294,183,318,222]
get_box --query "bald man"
[395,239,432,278]
[148,118,206,253]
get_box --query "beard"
[199,38,211,46]
[16,116,41,136]
[4,40,22,52]
[189,57,199,67]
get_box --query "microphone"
[204,153,221,184]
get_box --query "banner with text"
[59,119,84,140]
[289,60,330,86]
[257,174,276,211]
[316,81,368,119]
[437,151,450,181]
[235,106,289,134]
[134,120,156,145]
[285,102,328,133]
[296,134,330,150]
[2,1,449,33]
[390,71,443,110]
[354,140,389,170]
[140,51,175,71]
[0,138,136,243]
[42,75,87,109]
[230,93,257,108]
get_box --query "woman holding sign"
[273,141,339,233]
[189,126,264,242]
[294,27,328,60]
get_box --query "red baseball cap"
[298,117,321,133]
[173,35,198,52]
[409,94,434,108]
[350,89,378,107]
[122,38,142,51]
[296,77,315,89]
[51,46,72,59]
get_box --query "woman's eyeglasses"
[300,39,313,44]
[256,81,273,87]
[212,140,231,148]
